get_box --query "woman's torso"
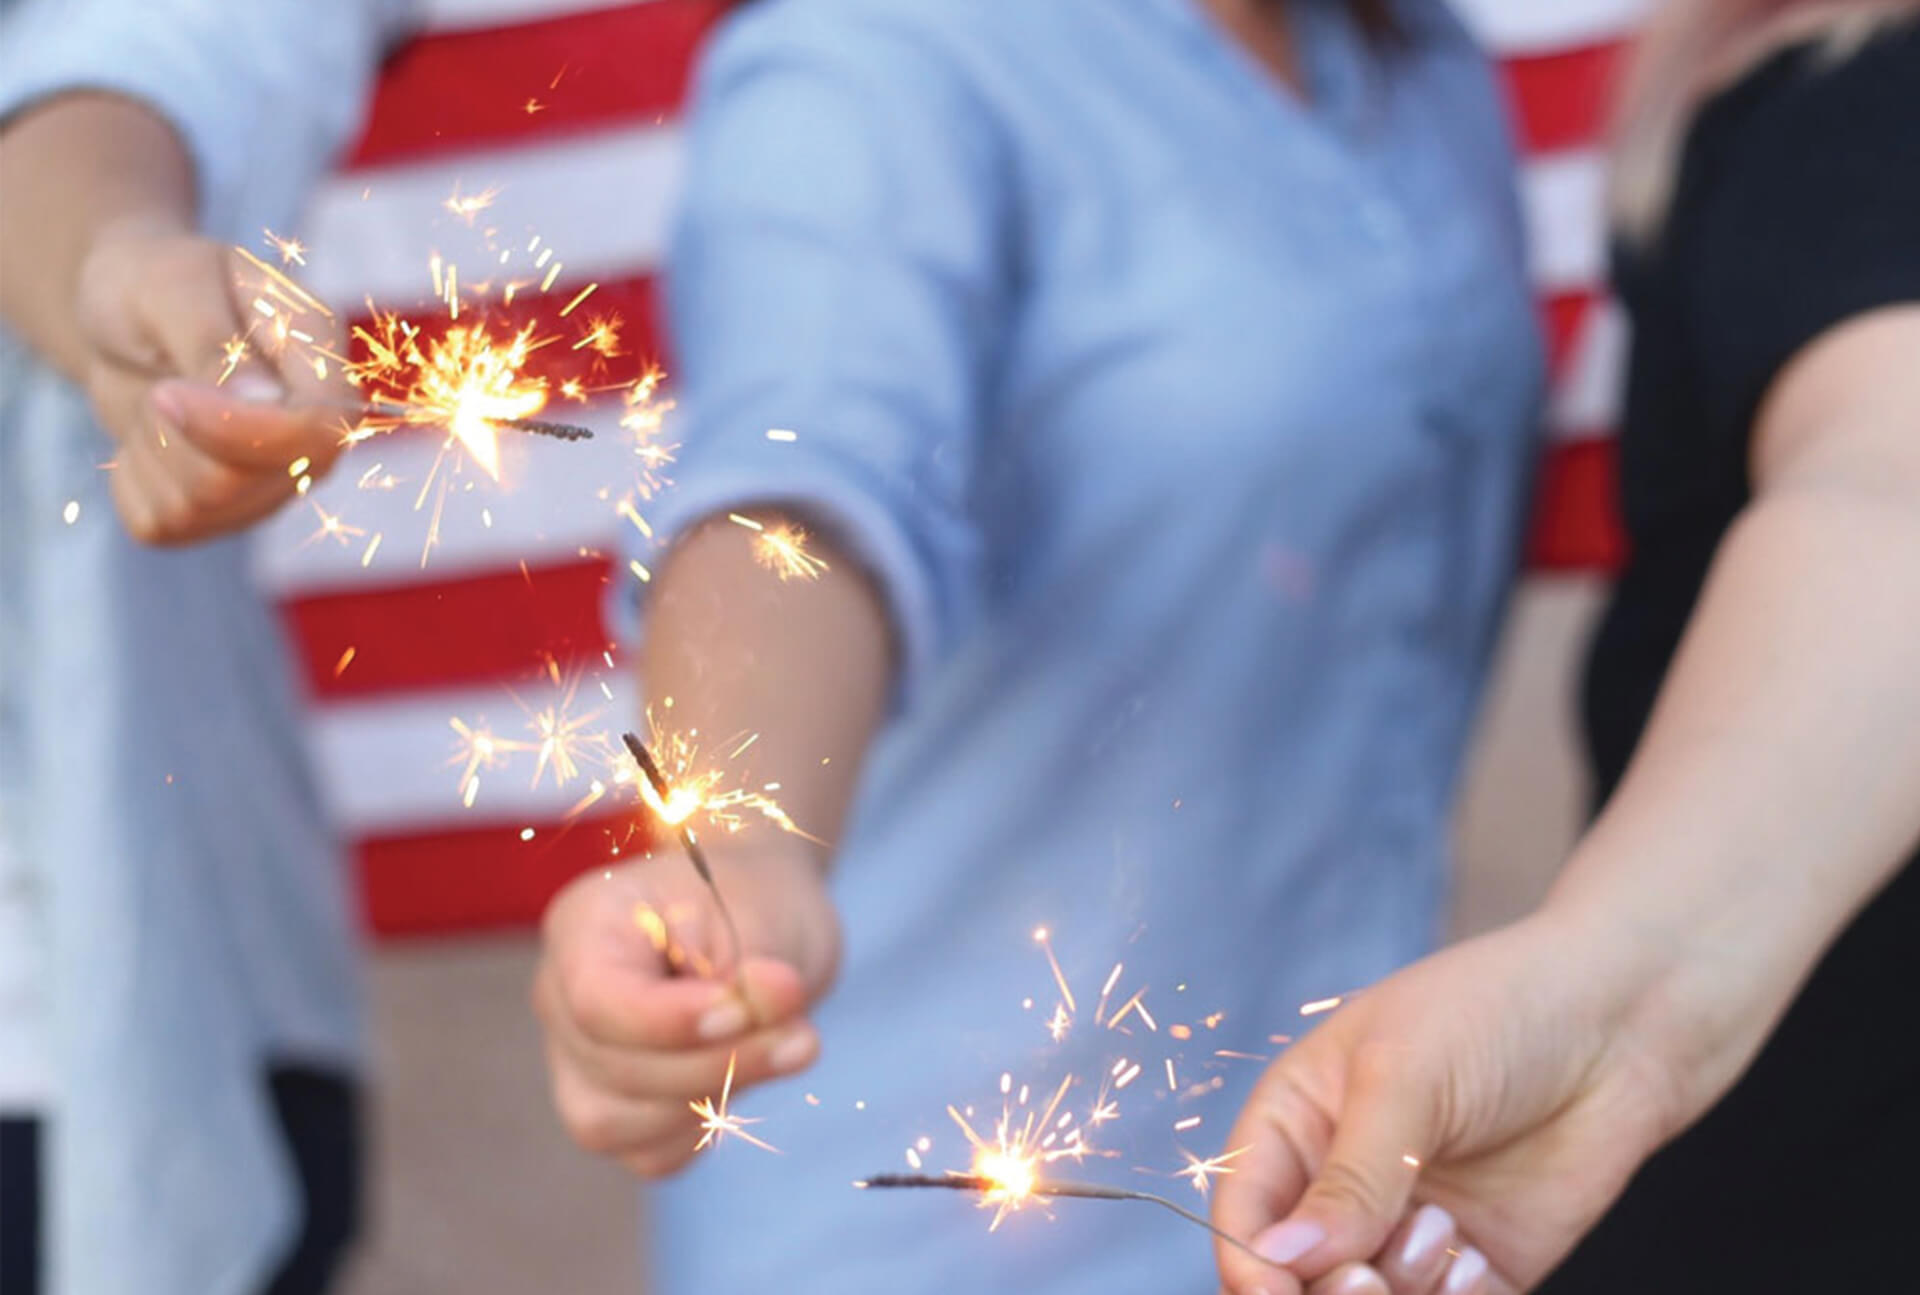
[655,1,1542,1289]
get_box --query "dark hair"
[1352,0,1398,40]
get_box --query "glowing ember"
[946,1074,1083,1229]
[443,183,499,225]
[1174,1144,1249,1197]
[262,228,307,266]
[571,313,623,358]
[690,1051,778,1155]
[628,709,812,841]
[345,312,548,480]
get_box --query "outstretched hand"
[74,220,347,544]
[534,840,841,1177]
[1213,913,1689,1295]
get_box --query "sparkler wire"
[349,397,594,441]
[856,1173,1275,1267]
[620,731,749,994]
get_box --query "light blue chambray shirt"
[637,1,1543,1291]
[0,2,399,1291]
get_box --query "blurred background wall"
[278,0,1646,1289]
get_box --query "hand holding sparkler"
[71,229,350,545]
[534,838,840,1177]
[1210,915,1687,1295]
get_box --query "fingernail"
[1330,1266,1388,1295]
[1444,1247,1489,1295]
[767,1028,815,1074]
[695,1000,749,1041]
[150,385,186,429]
[224,371,287,405]
[1253,1218,1326,1266]
[1400,1204,1454,1269]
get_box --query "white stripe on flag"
[298,123,683,308]
[252,401,645,595]
[410,0,663,35]
[309,672,641,834]
[1549,296,1628,439]
[1523,150,1608,295]
[1452,0,1649,54]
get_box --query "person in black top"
[1212,7,1920,1294]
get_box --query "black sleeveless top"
[1545,23,1920,1294]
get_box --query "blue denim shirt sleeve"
[643,8,1013,707]
[0,0,409,240]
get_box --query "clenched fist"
[534,841,841,1176]
[73,217,348,544]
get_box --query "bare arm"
[0,93,197,381]
[1214,307,1920,1295]
[640,508,895,854]
[534,509,897,1176]
[0,91,349,542]
[1552,304,1920,1112]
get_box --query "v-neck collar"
[1144,0,1380,144]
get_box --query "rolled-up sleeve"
[0,0,408,239]
[642,4,1012,708]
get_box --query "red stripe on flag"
[1526,435,1626,573]
[1540,288,1598,379]
[348,0,723,169]
[287,556,616,701]
[357,812,645,937]
[1501,39,1629,156]
[345,273,666,389]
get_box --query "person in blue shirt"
[534,0,1542,1291]
[0,2,401,1290]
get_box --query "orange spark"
[627,709,813,841]
[1174,1145,1250,1197]
[571,313,623,358]
[443,183,500,225]
[262,228,307,266]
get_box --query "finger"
[99,373,297,543]
[565,1017,820,1101]
[536,963,820,1098]
[1306,1263,1389,1295]
[1374,1205,1456,1295]
[84,237,247,382]
[142,240,254,382]
[155,378,346,473]
[1436,1248,1491,1295]
[1214,1067,1327,1294]
[546,1049,690,1157]
[563,952,812,1053]
[107,433,185,545]
[1255,1045,1433,1281]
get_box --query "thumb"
[1253,1049,1434,1280]
[154,375,346,473]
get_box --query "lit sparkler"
[856,1174,1270,1265]
[621,730,749,984]
[626,712,813,841]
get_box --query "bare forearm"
[0,92,195,378]
[638,509,895,856]
[1548,484,1920,1112]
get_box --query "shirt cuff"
[0,32,248,235]
[614,455,959,717]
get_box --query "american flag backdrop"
[260,0,1648,940]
